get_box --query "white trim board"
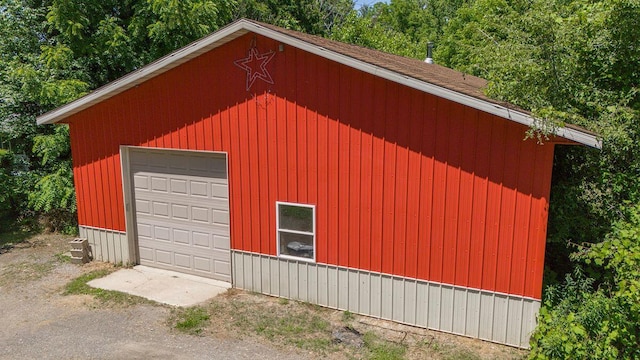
[36,19,601,149]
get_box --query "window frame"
[276,201,316,262]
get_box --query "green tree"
[235,0,354,36]
[1,0,242,232]
[330,10,424,58]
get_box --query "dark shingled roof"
[257,21,499,108]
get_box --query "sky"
[353,0,389,9]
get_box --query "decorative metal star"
[234,47,276,91]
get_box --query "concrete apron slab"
[87,265,231,307]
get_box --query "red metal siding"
[67,33,555,299]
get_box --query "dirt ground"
[0,234,527,360]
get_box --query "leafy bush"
[28,126,77,233]
[0,149,35,216]
[0,149,15,213]
[530,204,640,359]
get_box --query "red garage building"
[37,19,599,347]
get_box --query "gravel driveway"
[0,235,307,360]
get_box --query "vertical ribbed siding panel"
[232,251,539,348]
[522,298,541,345]
[496,124,521,294]
[252,255,261,292]
[428,284,440,329]
[78,226,129,263]
[466,289,481,338]
[359,73,374,273]
[404,280,417,324]
[233,249,243,289]
[369,78,386,274]
[393,86,410,277]
[295,48,308,205]
[308,263,318,304]
[348,269,359,312]
[507,296,524,346]
[493,294,510,344]
[430,97,449,283]
[380,275,393,319]
[348,70,362,270]
[106,231,116,262]
[392,277,404,322]
[440,285,455,332]
[261,256,271,294]
[453,287,468,335]
[381,82,398,275]
[300,262,309,301]
[337,64,351,268]
[417,94,437,282]
[479,292,494,341]
[369,273,382,317]
[317,264,328,306]
[315,58,329,265]
[337,267,349,309]
[248,93,262,255]
[330,265,339,306]
[257,90,271,257]
[443,102,463,286]
[483,118,506,292]
[359,266,371,315]
[99,229,109,261]
[416,282,428,327]
[456,106,479,288]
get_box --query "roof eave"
[36,19,602,149]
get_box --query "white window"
[276,202,315,262]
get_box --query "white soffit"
[36,20,601,149]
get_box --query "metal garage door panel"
[129,149,230,283]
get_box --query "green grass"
[342,310,355,322]
[278,297,290,305]
[63,269,151,306]
[173,307,210,335]
[54,252,71,263]
[253,309,333,352]
[363,332,407,360]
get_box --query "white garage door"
[129,148,231,283]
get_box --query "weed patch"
[363,332,406,360]
[172,307,210,335]
[54,252,71,263]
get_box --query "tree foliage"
[531,205,640,359]
[330,0,469,60]
[236,0,354,35]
